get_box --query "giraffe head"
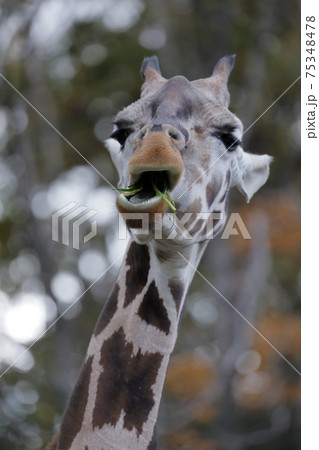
[106,56,272,244]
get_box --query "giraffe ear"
[141,56,162,79]
[204,55,236,106]
[140,56,166,97]
[212,55,236,82]
[238,153,273,203]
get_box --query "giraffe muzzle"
[117,124,185,215]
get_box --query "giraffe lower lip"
[129,191,155,204]
[117,194,162,211]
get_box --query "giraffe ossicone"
[49,55,272,450]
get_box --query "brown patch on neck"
[94,283,120,336]
[124,242,150,307]
[58,356,94,449]
[138,280,171,335]
[93,328,163,436]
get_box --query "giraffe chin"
[117,195,170,244]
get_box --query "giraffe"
[48,55,272,449]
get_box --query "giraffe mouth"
[116,170,175,213]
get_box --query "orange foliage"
[230,192,300,256]
[165,430,218,450]
[254,314,301,362]
[234,314,300,410]
[233,371,280,409]
[192,404,218,425]
[234,370,300,410]
[165,356,215,400]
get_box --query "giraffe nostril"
[136,128,148,141]
[163,125,184,143]
[168,130,180,140]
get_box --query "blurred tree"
[0,0,300,449]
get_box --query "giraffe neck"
[57,238,207,450]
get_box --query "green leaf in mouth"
[113,185,143,196]
[114,182,176,213]
[151,182,176,213]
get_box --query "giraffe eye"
[213,132,241,152]
[109,128,133,147]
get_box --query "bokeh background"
[0,1,300,449]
